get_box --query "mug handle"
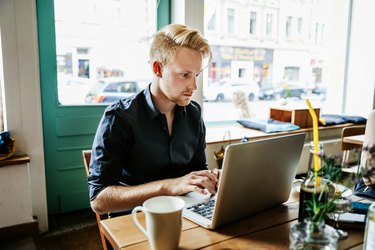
[131,206,148,238]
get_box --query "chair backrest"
[341,125,366,151]
[363,109,375,147]
[82,150,111,250]
[360,110,375,167]
[83,150,91,176]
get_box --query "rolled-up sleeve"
[87,109,132,201]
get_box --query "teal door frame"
[36,0,170,214]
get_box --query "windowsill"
[205,122,355,144]
[0,154,30,168]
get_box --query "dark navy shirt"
[88,85,208,201]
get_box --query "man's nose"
[189,77,198,90]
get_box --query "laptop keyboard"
[186,199,216,220]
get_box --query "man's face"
[159,47,203,106]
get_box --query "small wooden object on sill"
[0,154,30,167]
[270,106,320,128]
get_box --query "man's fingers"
[193,169,218,182]
[192,186,208,195]
[189,176,217,195]
[211,168,220,179]
[176,170,220,196]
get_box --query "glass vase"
[298,141,326,222]
[290,219,339,250]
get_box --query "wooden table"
[343,134,365,146]
[99,190,369,249]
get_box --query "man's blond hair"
[150,24,212,67]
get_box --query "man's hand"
[91,169,221,214]
[164,169,220,196]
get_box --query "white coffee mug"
[131,196,185,250]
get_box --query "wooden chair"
[82,150,112,250]
[360,109,375,166]
[341,125,366,165]
[362,110,375,146]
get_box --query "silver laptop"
[179,133,306,229]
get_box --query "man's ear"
[152,61,162,77]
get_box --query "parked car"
[258,82,307,100]
[58,74,95,104]
[311,85,327,100]
[85,77,150,104]
[282,83,307,99]
[258,85,284,100]
[204,79,260,102]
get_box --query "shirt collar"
[144,84,159,120]
[144,84,186,120]
[175,104,186,119]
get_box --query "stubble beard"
[173,95,191,107]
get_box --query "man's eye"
[180,73,189,78]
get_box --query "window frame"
[201,0,374,124]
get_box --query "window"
[78,59,90,78]
[207,7,216,31]
[109,0,122,24]
[284,67,300,81]
[315,23,319,44]
[249,11,257,35]
[202,0,367,122]
[227,8,235,33]
[319,24,325,44]
[286,16,292,39]
[265,13,273,37]
[238,68,247,78]
[312,67,322,84]
[297,17,303,36]
[56,52,73,75]
[54,0,156,105]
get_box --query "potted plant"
[290,145,375,249]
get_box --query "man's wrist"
[158,179,172,196]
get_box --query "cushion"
[237,118,300,133]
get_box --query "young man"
[88,24,219,215]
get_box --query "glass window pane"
[203,0,347,122]
[286,16,292,38]
[227,8,235,33]
[266,13,273,37]
[297,17,303,36]
[207,7,217,31]
[54,0,156,105]
[249,11,257,35]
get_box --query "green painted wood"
[157,0,171,29]
[36,0,104,214]
[59,190,91,212]
[36,0,170,214]
[56,116,102,136]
